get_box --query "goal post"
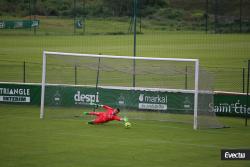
[40,51,222,130]
[194,60,199,130]
[40,51,46,119]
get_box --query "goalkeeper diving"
[83,103,129,125]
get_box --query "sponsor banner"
[138,93,168,110]
[221,149,250,160]
[0,96,30,103]
[45,85,99,106]
[139,103,167,110]
[0,82,249,117]
[74,91,99,105]
[0,83,40,105]
[40,86,250,117]
[0,20,39,29]
[214,93,250,117]
[44,85,191,113]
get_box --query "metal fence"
[0,59,247,93]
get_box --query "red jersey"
[88,105,121,124]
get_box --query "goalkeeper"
[83,104,128,125]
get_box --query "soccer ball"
[125,122,131,128]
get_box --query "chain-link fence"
[0,59,247,93]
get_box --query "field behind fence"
[0,31,249,93]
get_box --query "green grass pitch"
[0,104,249,167]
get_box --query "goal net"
[40,51,223,129]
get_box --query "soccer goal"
[40,51,223,130]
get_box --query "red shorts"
[88,112,121,124]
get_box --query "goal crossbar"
[44,51,198,62]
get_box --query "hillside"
[1,0,249,18]
[0,0,249,33]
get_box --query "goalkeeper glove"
[123,117,128,122]
[83,112,89,115]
